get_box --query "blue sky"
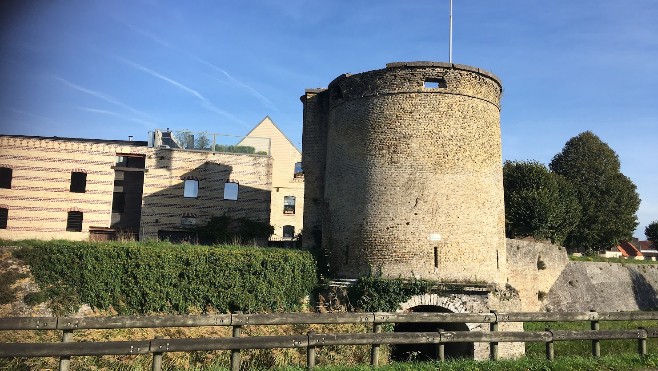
[1,0,656,238]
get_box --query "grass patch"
[525,320,658,357]
[570,255,658,264]
[6,354,658,371]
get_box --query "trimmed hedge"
[15,240,316,315]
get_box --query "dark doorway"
[391,305,473,361]
[111,154,145,238]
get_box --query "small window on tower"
[423,78,447,89]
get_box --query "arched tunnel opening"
[391,305,474,361]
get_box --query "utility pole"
[449,0,453,63]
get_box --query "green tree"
[646,221,658,245]
[195,132,211,149]
[503,160,580,245]
[174,131,195,149]
[549,131,640,253]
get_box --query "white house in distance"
[239,117,304,241]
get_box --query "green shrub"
[348,275,434,312]
[192,215,274,245]
[214,144,256,154]
[17,240,316,315]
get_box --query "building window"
[423,78,447,89]
[183,179,199,198]
[0,208,7,229]
[294,162,303,178]
[283,225,295,239]
[224,181,238,200]
[284,196,296,214]
[66,211,83,232]
[115,154,146,168]
[70,172,87,193]
[0,167,12,189]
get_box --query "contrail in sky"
[114,56,248,127]
[196,58,277,110]
[76,107,155,128]
[53,76,159,122]
[118,23,276,112]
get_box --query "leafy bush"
[348,275,434,312]
[192,215,274,245]
[214,144,257,154]
[16,240,316,314]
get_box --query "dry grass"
[0,322,379,370]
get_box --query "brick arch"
[397,294,485,331]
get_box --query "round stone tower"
[302,62,506,285]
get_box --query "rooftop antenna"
[449,0,453,63]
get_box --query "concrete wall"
[505,238,658,312]
[302,62,506,284]
[505,239,570,311]
[545,261,658,312]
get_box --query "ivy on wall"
[348,275,434,312]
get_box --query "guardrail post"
[437,329,445,362]
[307,332,315,370]
[231,312,242,371]
[545,328,554,361]
[152,336,163,371]
[591,310,600,357]
[489,310,498,360]
[370,323,381,367]
[639,327,647,356]
[59,329,73,371]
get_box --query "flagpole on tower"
[449,0,453,63]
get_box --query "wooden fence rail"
[2,311,658,371]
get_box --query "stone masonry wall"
[304,62,506,284]
[301,89,330,249]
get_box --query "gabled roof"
[242,116,300,154]
[616,241,642,257]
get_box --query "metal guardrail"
[1,311,658,370]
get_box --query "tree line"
[503,131,656,254]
